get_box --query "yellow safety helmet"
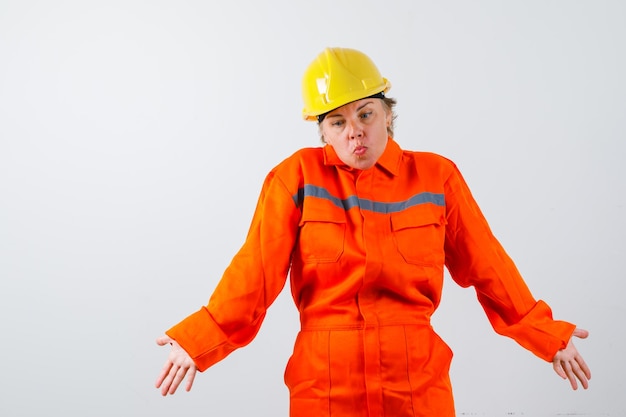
[301,47,391,122]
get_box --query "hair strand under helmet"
[301,47,391,122]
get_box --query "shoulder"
[262,147,324,193]
[404,149,454,164]
[402,149,458,176]
[271,147,323,173]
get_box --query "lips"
[354,146,367,156]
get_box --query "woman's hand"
[552,328,591,390]
[155,335,197,396]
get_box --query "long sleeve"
[166,170,301,371]
[443,163,575,362]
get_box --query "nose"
[347,119,363,139]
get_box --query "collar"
[323,137,402,176]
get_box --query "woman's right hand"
[155,335,197,396]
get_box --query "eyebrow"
[326,101,375,119]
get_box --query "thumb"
[156,335,174,346]
[572,328,589,340]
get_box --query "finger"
[576,355,591,379]
[566,358,588,390]
[576,371,589,390]
[552,359,566,380]
[169,365,188,395]
[185,366,197,392]
[573,356,591,389]
[155,361,173,389]
[161,377,172,396]
[160,366,173,396]
[572,367,588,390]
[561,360,579,390]
[159,360,181,396]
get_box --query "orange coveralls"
[167,138,575,417]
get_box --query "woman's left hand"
[155,335,197,396]
[552,328,591,390]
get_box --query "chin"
[355,159,375,170]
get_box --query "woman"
[155,47,590,417]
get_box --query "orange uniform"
[167,138,575,417]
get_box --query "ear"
[319,123,330,145]
[385,108,392,127]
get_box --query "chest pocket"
[297,207,346,263]
[391,204,446,266]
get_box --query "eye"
[331,120,344,127]
[360,111,373,120]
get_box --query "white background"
[1,1,624,416]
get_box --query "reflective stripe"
[293,184,445,214]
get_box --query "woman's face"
[320,98,392,170]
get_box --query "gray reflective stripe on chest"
[293,184,445,214]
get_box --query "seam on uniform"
[301,322,431,332]
[269,170,301,209]
[403,325,417,417]
[327,330,332,417]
